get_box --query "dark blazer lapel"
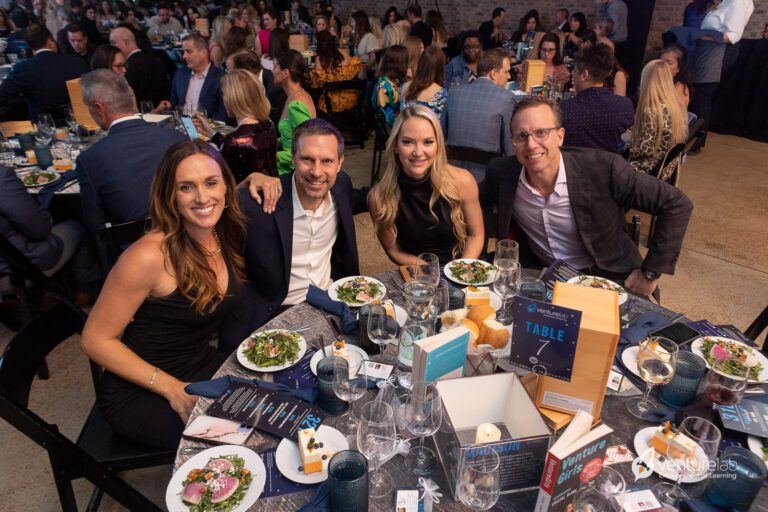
[199,66,218,109]
[178,68,192,103]
[562,150,595,256]
[274,174,294,287]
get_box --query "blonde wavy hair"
[632,59,688,157]
[371,105,467,258]
[221,69,271,122]
[211,16,232,48]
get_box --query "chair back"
[104,218,151,263]
[653,143,686,185]
[320,79,368,148]
[447,145,501,166]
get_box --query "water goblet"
[414,252,441,287]
[356,401,397,499]
[495,239,519,262]
[404,380,443,476]
[456,447,500,511]
[332,352,368,439]
[626,337,678,420]
[492,259,520,325]
[367,303,398,364]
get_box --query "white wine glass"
[332,351,368,439]
[367,304,398,364]
[357,401,397,499]
[414,252,441,287]
[626,337,678,420]
[456,448,500,511]
[404,380,442,476]
[492,259,520,325]
[495,239,519,262]
[35,113,55,144]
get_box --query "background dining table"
[174,269,768,511]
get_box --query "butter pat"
[475,423,502,444]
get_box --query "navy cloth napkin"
[298,481,329,512]
[185,375,318,404]
[36,172,77,208]
[678,498,728,512]
[306,284,358,334]
[619,312,672,346]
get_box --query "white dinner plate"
[236,329,307,373]
[309,343,370,375]
[621,346,641,379]
[17,169,61,188]
[633,427,710,483]
[566,275,628,305]
[690,336,768,384]
[747,435,768,468]
[275,425,349,484]
[328,276,387,307]
[166,445,266,512]
[443,258,497,286]
[46,163,76,173]
[459,289,503,311]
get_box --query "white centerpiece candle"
[474,422,502,444]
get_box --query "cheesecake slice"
[298,428,325,474]
[650,421,697,459]
[465,286,491,307]
[331,340,349,360]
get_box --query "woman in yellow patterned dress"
[308,31,363,114]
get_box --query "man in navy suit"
[75,70,187,235]
[109,26,170,108]
[170,34,226,121]
[219,119,360,352]
[0,24,88,120]
[440,48,516,183]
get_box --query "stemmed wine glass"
[35,113,55,145]
[428,278,449,330]
[495,239,519,263]
[703,359,749,410]
[493,258,521,325]
[456,448,500,511]
[414,252,441,287]
[356,401,397,499]
[332,351,369,439]
[403,380,443,476]
[367,304,398,364]
[653,417,721,507]
[626,337,678,420]
[64,108,79,138]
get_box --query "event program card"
[539,259,581,301]
[509,297,581,381]
[206,382,325,439]
[718,396,768,438]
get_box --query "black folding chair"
[0,298,169,511]
[647,143,687,242]
[103,218,151,267]
[319,79,368,149]
[746,306,768,354]
[370,111,391,184]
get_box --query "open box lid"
[436,373,551,440]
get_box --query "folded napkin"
[185,375,318,404]
[306,284,358,334]
[619,312,672,346]
[36,172,77,208]
[298,480,329,512]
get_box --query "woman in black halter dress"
[81,140,247,449]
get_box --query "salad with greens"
[180,454,252,511]
[242,330,301,367]
[575,275,626,294]
[449,260,496,284]
[335,277,382,304]
[701,336,762,381]
[763,438,768,461]
[20,170,58,187]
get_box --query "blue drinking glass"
[328,450,369,512]
[316,356,349,416]
[705,446,767,511]
[659,351,707,407]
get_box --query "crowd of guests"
[0,0,757,451]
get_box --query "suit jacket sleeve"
[501,96,515,156]
[0,167,53,239]
[75,152,107,233]
[170,70,180,107]
[0,69,22,106]
[608,155,693,274]
[212,81,227,122]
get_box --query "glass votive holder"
[328,450,369,512]
[659,351,707,408]
[705,446,767,511]
[316,356,349,416]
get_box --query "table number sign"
[206,382,326,439]
[718,396,768,438]
[509,297,582,382]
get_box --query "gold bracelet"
[149,367,160,389]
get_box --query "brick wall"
[333,0,768,62]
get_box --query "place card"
[206,382,325,439]
[509,297,582,382]
[718,396,768,438]
[361,360,394,381]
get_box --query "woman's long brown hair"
[149,140,246,314]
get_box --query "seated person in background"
[261,27,289,72]
[76,70,187,234]
[146,4,184,43]
[308,31,363,114]
[405,4,432,47]
[371,44,408,126]
[219,119,360,351]
[222,25,249,63]
[594,18,615,50]
[605,57,629,97]
[565,12,589,57]
[109,26,169,108]
[0,24,88,121]
[444,30,482,87]
[628,60,689,178]
[81,140,244,449]
[660,42,692,107]
[511,10,544,44]
[274,50,317,175]
[313,15,337,39]
[63,24,95,67]
[403,36,424,81]
[440,48,516,183]
[577,29,598,50]
[538,32,570,82]
[369,105,484,266]
[209,15,232,68]
[561,44,634,153]
[227,50,286,125]
[483,98,693,297]
[351,10,380,67]
[554,8,570,32]
[426,9,448,50]
[479,7,508,50]
[0,165,99,303]
[195,69,278,182]
[170,34,227,121]
[401,46,449,118]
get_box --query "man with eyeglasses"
[441,48,516,183]
[482,97,693,297]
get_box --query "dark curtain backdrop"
[710,39,768,143]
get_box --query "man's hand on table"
[624,269,659,297]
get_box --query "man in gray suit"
[440,48,516,183]
[482,98,693,297]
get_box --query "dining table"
[174,269,768,511]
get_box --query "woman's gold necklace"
[201,227,222,257]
